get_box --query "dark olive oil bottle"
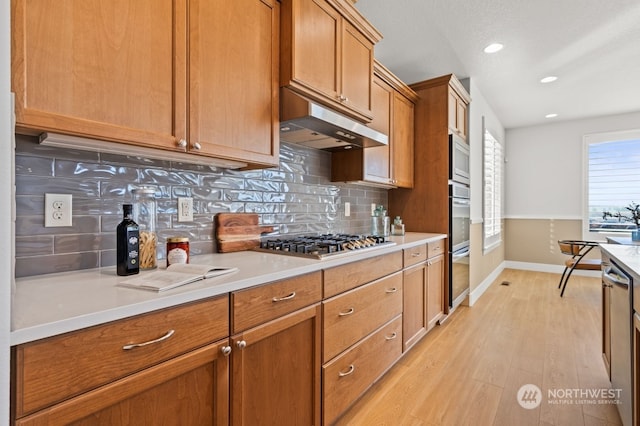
[117,204,140,276]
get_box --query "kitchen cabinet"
[11,0,279,169]
[280,0,382,122]
[331,61,417,188]
[322,253,403,424]
[323,315,402,425]
[389,74,470,310]
[402,240,446,351]
[448,89,468,139]
[426,242,446,330]
[12,295,230,425]
[230,272,322,426]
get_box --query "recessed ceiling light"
[483,43,504,53]
[545,113,558,119]
[540,76,558,83]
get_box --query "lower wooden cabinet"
[323,315,402,425]
[11,240,447,425]
[426,252,445,331]
[231,304,322,426]
[14,340,231,426]
[403,262,427,351]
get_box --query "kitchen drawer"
[324,251,403,298]
[322,315,403,425]
[232,271,322,333]
[428,239,445,258]
[14,295,229,418]
[323,271,402,362]
[403,244,427,267]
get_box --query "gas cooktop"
[254,234,395,259]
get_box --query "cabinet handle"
[411,252,422,257]
[122,329,175,351]
[177,138,187,148]
[338,364,355,377]
[192,142,202,151]
[338,307,355,317]
[385,287,398,294]
[236,340,247,350]
[221,345,232,356]
[385,332,398,340]
[338,94,348,102]
[272,291,296,302]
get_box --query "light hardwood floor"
[335,268,622,426]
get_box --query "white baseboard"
[467,261,506,306]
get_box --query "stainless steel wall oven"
[450,181,470,309]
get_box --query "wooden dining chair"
[557,240,601,297]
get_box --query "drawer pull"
[385,332,398,340]
[122,329,175,351]
[221,345,232,356]
[411,252,422,257]
[385,287,398,294]
[272,291,296,302]
[338,364,355,377]
[338,308,355,317]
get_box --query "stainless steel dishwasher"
[603,260,633,425]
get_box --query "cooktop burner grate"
[254,234,395,259]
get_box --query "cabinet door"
[403,263,427,351]
[456,98,468,139]
[282,0,340,102]
[426,254,445,330]
[340,20,374,119]
[363,76,392,185]
[189,0,279,167]
[12,0,186,150]
[15,341,230,426]
[231,304,321,426]
[392,92,415,188]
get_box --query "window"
[483,120,503,251]
[585,129,640,240]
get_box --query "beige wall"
[504,218,600,265]
[470,222,504,293]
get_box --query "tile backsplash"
[14,134,388,278]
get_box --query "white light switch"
[345,202,351,217]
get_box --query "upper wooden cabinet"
[331,61,417,188]
[189,0,280,168]
[280,0,382,122]
[448,88,468,139]
[11,0,279,169]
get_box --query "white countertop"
[11,232,445,346]
[600,243,640,278]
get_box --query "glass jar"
[166,237,189,267]
[132,187,157,270]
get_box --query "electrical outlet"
[344,202,351,217]
[371,203,377,216]
[45,193,72,227]
[177,197,193,222]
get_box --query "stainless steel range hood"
[279,88,388,151]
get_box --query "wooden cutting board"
[215,213,275,253]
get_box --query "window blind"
[483,128,503,250]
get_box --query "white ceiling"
[354,0,640,129]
